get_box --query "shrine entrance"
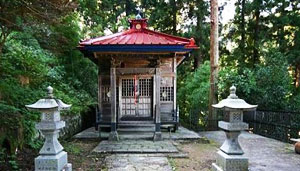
[119,75,153,121]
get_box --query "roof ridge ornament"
[228,85,238,99]
[136,7,142,19]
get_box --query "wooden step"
[118,127,155,132]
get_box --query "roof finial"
[47,86,54,98]
[136,7,142,19]
[228,85,238,99]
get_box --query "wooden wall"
[97,54,179,124]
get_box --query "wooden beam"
[116,68,156,75]
[176,55,186,67]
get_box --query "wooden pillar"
[153,68,162,141]
[109,67,119,141]
[96,58,102,131]
[173,56,178,130]
[96,73,102,131]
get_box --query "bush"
[218,48,292,111]
[177,61,210,130]
[0,31,97,151]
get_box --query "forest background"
[0,0,299,168]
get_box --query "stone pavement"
[74,126,201,140]
[201,131,300,171]
[93,140,178,153]
[74,126,202,171]
[105,154,172,171]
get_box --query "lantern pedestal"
[212,121,249,171]
[212,150,248,171]
[35,151,71,171]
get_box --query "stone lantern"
[212,85,257,171]
[26,86,72,171]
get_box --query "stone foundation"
[212,150,248,171]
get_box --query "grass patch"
[63,143,82,155]
[169,158,178,171]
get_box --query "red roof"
[80,18,198,49]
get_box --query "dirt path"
[171,140,218,171]
[64,139,107,171]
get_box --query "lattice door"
[120,76,153,119]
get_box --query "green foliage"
[177,61,210,130]
[218,67,257,102]
[254,50,292,110]
[218,49,292,111]
[0,18,97,153]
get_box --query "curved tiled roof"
[79,18,198,53]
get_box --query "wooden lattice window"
[122,79,134,97]
[139,78,152,96]
[160,87,174,101]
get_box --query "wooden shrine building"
[79,15,198,141]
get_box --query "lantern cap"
[26,86,71,110]
[212,85,257,110]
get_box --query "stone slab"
[93,140,178,153]
[35,151,68,171]
[202,131,300,171]
[105,154,172,171]
[74,126,201,140]
[218,121,248,131]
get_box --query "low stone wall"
[60,114,82,139]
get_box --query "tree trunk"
[295,65,300,88]
[253,1,261,66]
[208,0,219,130]
[194,13,203,70]
[125,0,130,16]
[171,0,177,35]
[241,0,246,59]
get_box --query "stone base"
[212,150,248,171]
[153,132,162,141]
[220,131,244,155]
[108,131,119,141]
[62,163,72,171]
[35,151,68,171]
